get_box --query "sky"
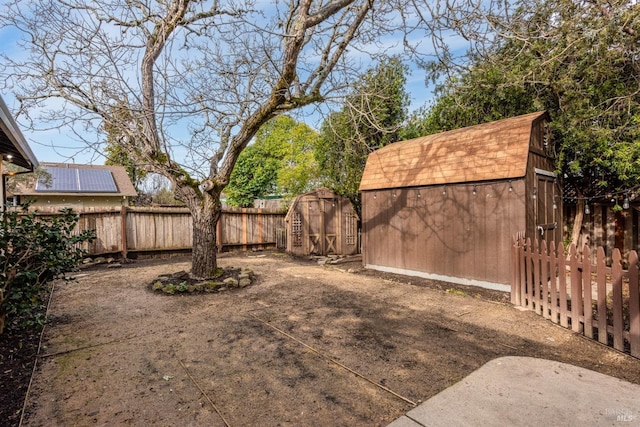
[0,1,466,167]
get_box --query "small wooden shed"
[285,187,359,256]
[359,111,561,290]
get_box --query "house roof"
[0,95,38,170]
[359,111,548,191]
[13,162,137,197]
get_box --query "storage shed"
[359,111,560,291]
[285,187,359,256]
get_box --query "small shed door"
[306,198,339,255]
[307,200,322,255]
[535,169,561,244]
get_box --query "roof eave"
[0,95,39,170]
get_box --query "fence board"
[549,241,558,324]
[541,242,549,319]
[512,237,640,359]
[52,207,285,256]
[558,248,568,328]
[612,250,624,351]
[596,247,608,345]
[533,239,540,313]
[582,245,593,339]
[570,244,582,333]
[629,251,640,358]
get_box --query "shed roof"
[12,162,137,197]
[359,111,548,191]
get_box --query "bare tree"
[0,0,414,277]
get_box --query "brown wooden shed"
[285,187,359,256]
[359,111,561,290]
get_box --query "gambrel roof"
[359,111,548,191]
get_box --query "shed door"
[306,198,338,255]
[307,200,322,255]
[535,170,561,244]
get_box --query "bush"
[0,207,95,334]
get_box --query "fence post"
[549,241,558,323]
[596,247,608,345]
[541,240,549,319]
[242,208,248,251]
[519,238,527,307]
[511,237,520,305]
[216,214,223,253]
[628,250,640,358]
[558,244,568,327]
[570,244,583,333]
[612,249,624,351]
[258,208,263,250]
[582,245,593,339]
[120,205,128,259]
[532,239,541,314]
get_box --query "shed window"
[346,211,357,245]
[292,211,302,246]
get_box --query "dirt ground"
[20,251,640,426]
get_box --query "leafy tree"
[315,57,409,212]
[226,116,319,207]
[0,208,95,334]
[226,145,281,207]
[410,0,640,244]
[0,0,425,277]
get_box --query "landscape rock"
[223,277,239,288]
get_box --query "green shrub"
[0,207,95,334]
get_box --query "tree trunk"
[0,290,5,335]
[571,196,585,248]
[189,197,222,279]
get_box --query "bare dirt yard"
[19,251,640,426]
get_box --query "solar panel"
[78,169,118,192]
[36,167,78,192]
[35,166,118,193]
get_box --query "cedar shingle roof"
[359,111,547,191]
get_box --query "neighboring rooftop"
[14,162,137,197]
[359,111,548,191]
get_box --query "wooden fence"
[67,206,286,257]
[512,238,640,358]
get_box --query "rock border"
[150,267,256,295]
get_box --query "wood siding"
[512,238,640,359]
[362,181,526,285]
[359,112,558,289]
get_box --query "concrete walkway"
[388,356,640,427]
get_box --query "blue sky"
[0,3,466,167]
